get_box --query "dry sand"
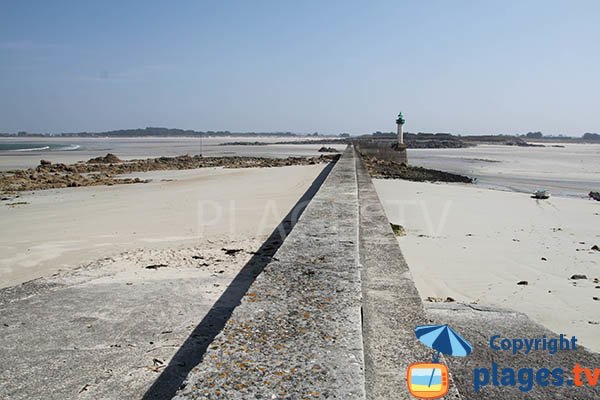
[0,164,325,288]
[374,179,600,352]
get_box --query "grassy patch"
[390,223,405,236]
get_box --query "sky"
[1,0,599,136]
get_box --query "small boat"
[533,189,550,199]
[589,191,600,201]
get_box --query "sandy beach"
[0,163,326,288]
[374,178,600,352]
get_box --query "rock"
[145,264,167,270]
[40,160,52,167]
[318,146,338,153]
[361,156,473,183]
[570,274,588,280]
[426,297,442,302]
[87,153,122,164]
[517,281,528,285]
[425,296,455,303]
[221,248,243,256]
[591,245,600,251]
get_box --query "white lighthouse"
[396,112,405,145]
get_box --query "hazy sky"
[1,1,599,135]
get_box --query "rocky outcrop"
[362,156,473,183]
[0,154,339,193]
[87,153,122,163]
[317,146,338,153]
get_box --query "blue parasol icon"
[415,324,473,387]
[415,324,472,361]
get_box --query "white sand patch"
[0,164,325,288]
[374,178,600,351]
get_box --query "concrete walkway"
[174,147,366,399]
[174,147,453,399]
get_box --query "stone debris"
[570,274,588,280]
[145,264,168,270]
[221,248,243,256]
[426,296,456,303]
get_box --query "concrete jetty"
[173,147,451,399]
[174,147,367,399]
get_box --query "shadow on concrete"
[142,160,336,400]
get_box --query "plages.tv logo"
[407,324,473,399]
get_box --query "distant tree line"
[59,127,300,137]
[583,132,600,140]
[0,127,357,138]
[525,131,543,139]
